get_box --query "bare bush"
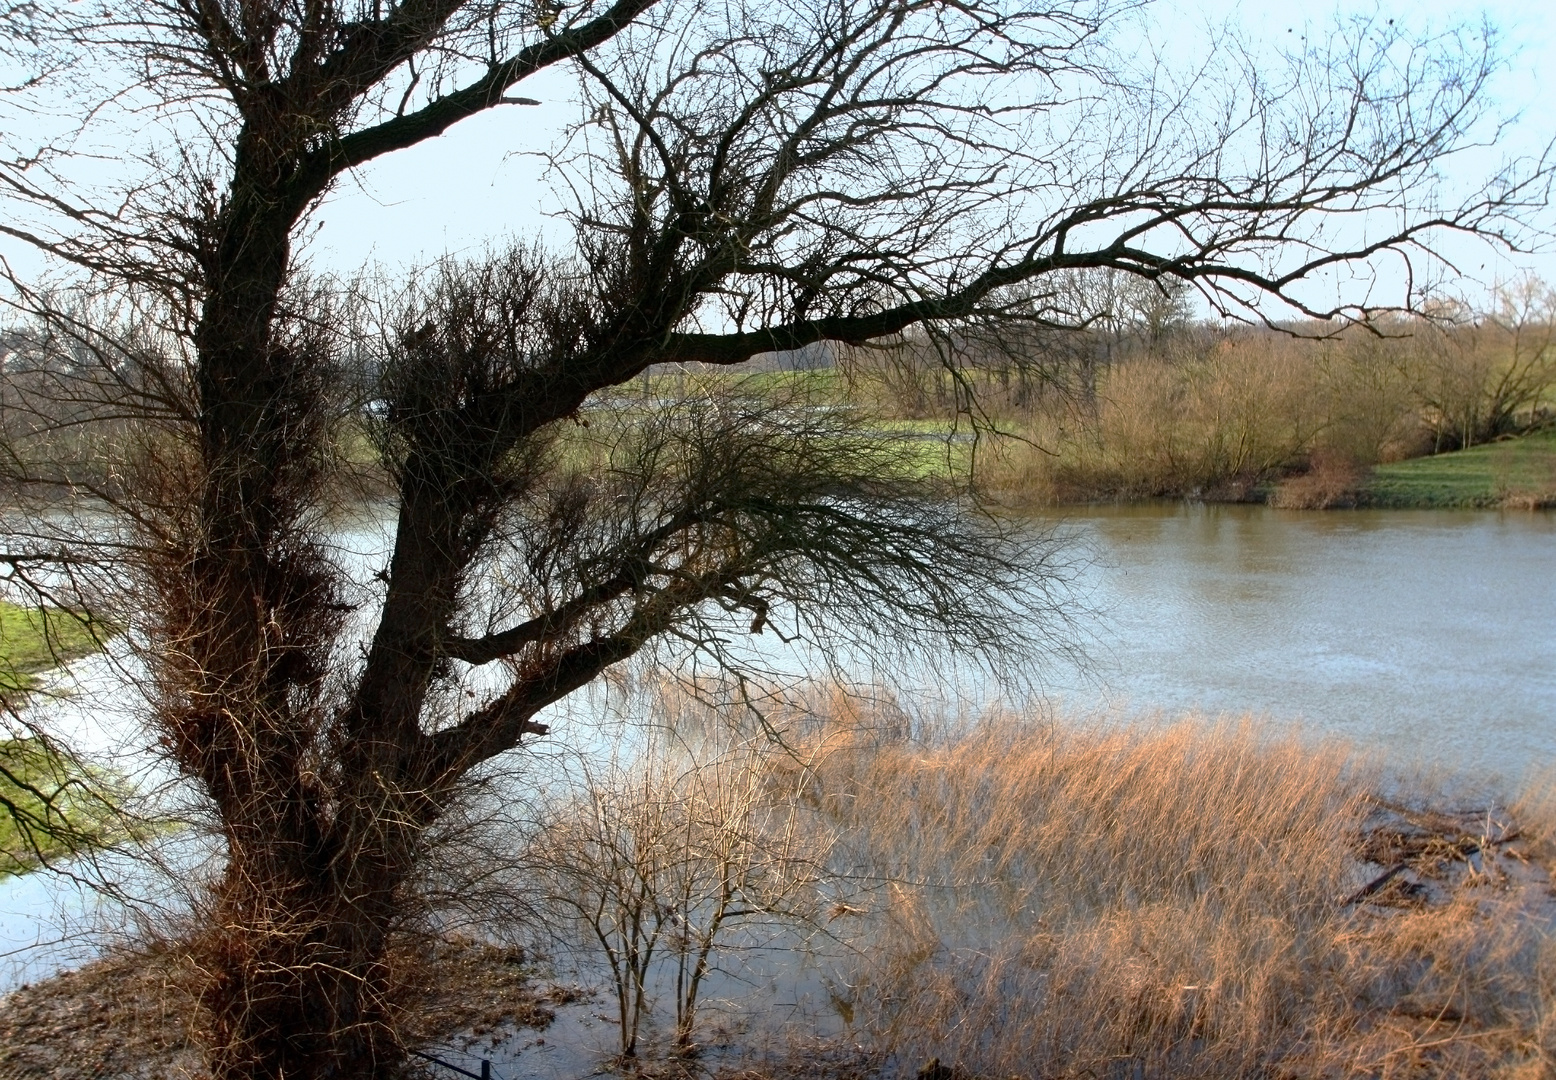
[1514,768,1556,865]
[524,712,835,1059]
[1268,450,1367,510]
[1011,332,1326,500]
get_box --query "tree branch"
[288,0,662,207]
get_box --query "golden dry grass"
[1515,767,1556,864]
[754,697,1556,1080]
[6,685,1552,1080]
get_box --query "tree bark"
[179,107,438,1076]
[201,831,410,1080]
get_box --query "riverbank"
[0,601,111,703]
[1,602,122,877]
[1358,428,1556,509]
[968,425,1556,510]
[0,935,578,1080]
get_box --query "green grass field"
[1363,428,1556,509]
[0,736,129,876]
[0,601,111,701]
[0,601,122,875]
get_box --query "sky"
[3,0,1554,308]
[295,0,1556,310]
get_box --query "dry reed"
[6,684,1552,1080]
[759,698,1556,1080]
[1515,767,1556,862]
[415,686,1556,1078]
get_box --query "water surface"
[1047,504,1556,784]
[4,503,1554,994]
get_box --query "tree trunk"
[196,768,426,1080]
[201,868,401,1080]
[176,140,433,1077]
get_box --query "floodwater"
[1045,504,1556,786]
[3,503,1554,1001]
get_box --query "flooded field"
[3,504,1554,1080]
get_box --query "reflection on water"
[1047,504,1556,784]
[467,932,853,1079]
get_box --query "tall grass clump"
[432,683,1555,1078]
[1514,767,1556,864]
[801,714,1366,1077]
[770,698,1556,1079]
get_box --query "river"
[3,502,1554,991]
[1047,503,1556,786]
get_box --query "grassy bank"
[826,307,1556,508]
[617,336,1554,510]
[0,736,130,876]
[1360,427,1556,509]
[0,599,121,875]
[0,600,111,702]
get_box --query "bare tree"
[0,0,1549,1077]
[0,2,55,92]
[1412,276,1556,450]
[526,723,833,1059]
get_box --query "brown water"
[1047,503,1556,786]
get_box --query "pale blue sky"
[2,1,1551,306]
[298,0,1556,308]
